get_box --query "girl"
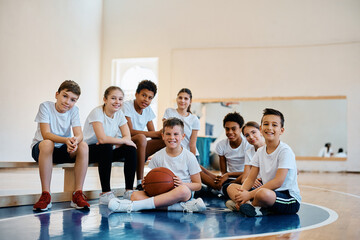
[83,86,137,205]
[162,88,200,157]
[225,121,265,210]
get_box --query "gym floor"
[0,171,359,239]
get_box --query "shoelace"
[75,191,88,202]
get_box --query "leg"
[38,140,55,192]
[145,139,165,159]
[114,145,137,191]
[252,188,276,207]
[200,165,220,189]
[89,144,113,193]
[132,134,147,181]
[226,183,242,202]
[71,141,89,191]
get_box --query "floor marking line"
[300,185,360,199]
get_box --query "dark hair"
[58,80,81,96]
[163,117,184,134]
[261,108,285,127]
[223,112,245,128]
[177,88,193,113]
[325,142,331,152]
[338,148,343,153]
[104,86,124,99]
[242,121,260,135]
[136,80,157,96]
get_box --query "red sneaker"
[33,191,52,211]
[71,190,90,209]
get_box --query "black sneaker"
[136,184,143,191]
[239,203,268,217]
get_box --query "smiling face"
[260,114,284,143]
[243,126,263,147]
[162,125,185,150]
[103,89,124,114]
[55,90,79,113]
[224,121,242,143]
[176,92,191,112]
[134,89,155,110]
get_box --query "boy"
[226,108,301,217]
[122,80,165,190]
[108,118,206,213]
[31,80,90,211]
[200,112,250,194]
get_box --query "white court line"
[0,203,100,222]
[300,185,360,199]
[202,202,338,240]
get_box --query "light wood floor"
[0,169,359,239]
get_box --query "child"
[108,118,206,213]
[31,80,89,211]
[227,108,301,217]
[122,80,165,190]
[162,88,200,157]
[232,121,265,186]
[83,86,137,205]
[200,112,250,192]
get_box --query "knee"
[227,183,240,195]
[176,185,191,201]
[77,141,88,153]
[133,134,147,148]
[39,140,55,153]
[254,188,274,203]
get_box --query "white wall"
[0,0,103,161]
[101,0,360,171]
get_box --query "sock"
[167,202,184,211]
[132,197,155,211]
[137,180,142,185]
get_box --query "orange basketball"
[144,167,175,197]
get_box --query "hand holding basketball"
[143,167,175,197]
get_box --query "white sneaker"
[180,198,206,213]
[123,190,134,200]
[99,191,116,205]
[108,198,133,213]
[225,200,238,211]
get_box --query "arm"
[219,155,227,175]
[126,117,161,138]
[40,123,73,146]
[174,172,202,191]
[189,130,198,156]
[92,122,136,147]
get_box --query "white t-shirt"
[215,135,250,172]
[251,141,301,203]
[163,108,200,155]
[83,106,127,145]
[244,146,256,166]
[149,148,201,183]
[31,101,81,148]
[122,100,156,131]
[318,147,333,157]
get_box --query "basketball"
[144,167,175,197]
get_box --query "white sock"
[167,202,184,211]
[137,180,142,185]
[132,197,155,211]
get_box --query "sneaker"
[33,191,52,211]
[225,200,238,211]
[180,198,206,213]
[135,184,143,191]
[108,198,133,213]
[71,190,90,210]
[239,203,268,217]
[99,191,116,205]
[123,190,134,200]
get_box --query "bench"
[0,161,125,207]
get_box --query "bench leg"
[63,167,75,192]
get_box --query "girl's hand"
[234,189,252,206]
[123,139,137,149]
[173,176,183,187]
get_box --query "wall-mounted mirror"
[191,96,347,159]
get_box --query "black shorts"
[32,141,75,164]
[269,190,300,214]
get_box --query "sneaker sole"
[71,201,90,210]
[33,202,52,211]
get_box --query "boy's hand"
[214,173,229,185]
[173,176,183,187]
[253,178,263,188]
[66,137,78,153]
[123,139,137,149]
[234,188,251,205]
